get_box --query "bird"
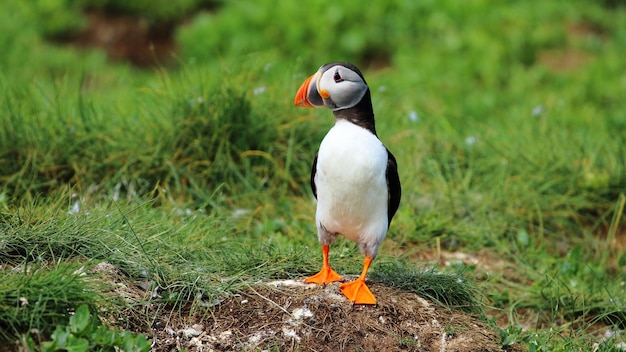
[294,62,401,305]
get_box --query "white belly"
[315,120,389,245]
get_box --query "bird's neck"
[332,89,377,136]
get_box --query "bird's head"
[294,62,369,111]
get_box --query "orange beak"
[294,74,315,107]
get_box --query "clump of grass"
[0,198,104,267]
[161,84,281,199]
[0,262,100,343]
[372,260,483,315]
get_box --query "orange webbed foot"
[340,278,376,305]
[306,245,343,285]
[305,265,343,286]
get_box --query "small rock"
[292,307,313,320]
[219,330,233,341]
[189,337,203,347]
[282,327,300,342]
[248,331,264,345]
[181,327,202,338]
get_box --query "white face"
[316,65,368,111]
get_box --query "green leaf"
[69,304,91,335]
[122,332,151,352]
[92,326,118,346]
[41,340,57,352]
[65,336,89,352]
[49,325,70,348]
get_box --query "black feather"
[386,149,401,225]
[310,152,318,199]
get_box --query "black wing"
[310,152,319,199]
[386,149,401,225]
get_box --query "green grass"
[1,0,625,350]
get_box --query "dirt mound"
[149,279,519,351]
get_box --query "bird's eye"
[333,70,344,83]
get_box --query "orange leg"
[305,245,343,285]
[340,256,376,305]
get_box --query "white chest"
[314,120,389,243]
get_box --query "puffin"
[294,62,401,305]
